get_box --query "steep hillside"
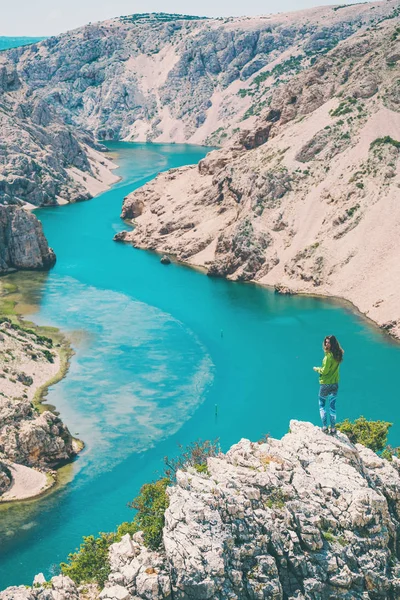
[119,16,400,338]
[1,3,398,148]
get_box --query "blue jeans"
[319,384,338,428]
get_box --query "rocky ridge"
[5,420,400,599]
[1,3,398,146]
[119,15,400,338]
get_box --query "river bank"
[0,278,82,503]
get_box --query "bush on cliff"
[127,477,170,550]
[60,440,218,585]
[60,533,114,587]
[59,478,169,587]
[337,416,392,453]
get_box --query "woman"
[313,335,344,435]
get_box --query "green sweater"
[316,352,340,384]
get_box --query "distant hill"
[0,36,45,51]
[119,13,209,23]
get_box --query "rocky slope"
[119,15,400,339]
[5,420,400,599]
[0,42,117,272]
[0,318,79,498]
[0,53,118,209]
[1,3,398,147]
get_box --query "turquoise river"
[1,142,399,588]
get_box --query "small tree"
[337,416,392,453]
[128,478,170,550]
[60,533,115,587]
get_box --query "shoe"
[329,428,337,436]
[322,427,329,434]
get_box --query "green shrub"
[322,530,336,543]
[337,417,392,452]
[115,521,139,540]
[346,204,360,217]
[265,487,286,509]
[193,463,209,475]
[128,478,170,550]
[381,447,394,461]
[330,97,357,117]
[381,445,400,462]
[60,533,115,587]
[370,136,400,150]
[42,349,54,363]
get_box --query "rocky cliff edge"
[4,421,400,599]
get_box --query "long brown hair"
[324,335,344,363]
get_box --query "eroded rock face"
[0,101,95,209]
[0,206,56,274]
[101,421,400,600]
[208,219,273,281]
[0,398,76,468]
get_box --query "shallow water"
[0,142,399,588]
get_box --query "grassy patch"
[330,97,357,118]
[264,487,287,509]
[0,278,74,414]
[370,136,400,150]
[322,530,336,543]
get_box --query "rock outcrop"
[99,421,400,599]
[0,206,56,274]
[0,397,76,468]
[11,421,400,599]
[119,15,400,338]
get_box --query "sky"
[1,0,373,37]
